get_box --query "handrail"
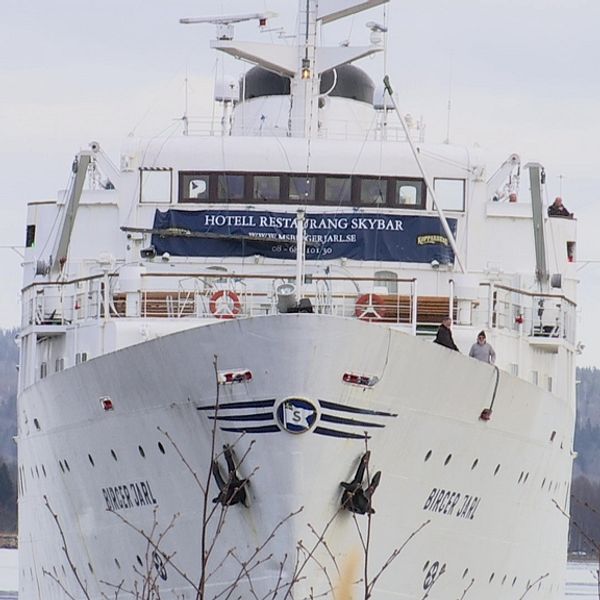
[22,273,105,293]
[140,272,417,284]
[479,282,576,306]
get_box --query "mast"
[184,0,389,138]
[289,1,319,137]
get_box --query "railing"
[22,272,454,332]
[22,273,575,345]
[478,283,576,345]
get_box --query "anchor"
[340,451,381,515]
[211,444,248,507]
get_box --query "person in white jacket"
[469,331,496,364]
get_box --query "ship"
[17,1,579,598]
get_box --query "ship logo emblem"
[276,398,318,434]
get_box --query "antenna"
[183,71,189,136]
[444,58,453,144]
[180,12,277,40]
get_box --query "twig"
[44,495,91,599]
[517,572,549,599]
[367,520,431,596]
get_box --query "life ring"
[209,290,242,319]
[355,293,384,321]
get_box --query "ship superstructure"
[17,1,578,598]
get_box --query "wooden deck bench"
[355,294,457,324]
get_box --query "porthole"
[88,454,95,466]
[444,454,452,466]
[424,450,432,462]
[526,579,531,589]
[523,472,529,483]
[138,446,145,458]
[462,568,469,579]
[518,472,523,484]
[158,441,165,454]
[33,418,40,430]
[64,460,70,472]
[502,574,507,585]
[42,465,46,477]
[59,461,64,473]
[541,478,546,489]
[136,555,143,567]
[471,459,478,470]
[512,576,517,586]
[114,557,121,569]
[53,565,57,576]
[111,449,118,461]
[35,466,40,478]
[30,468,34,478]
[489,572,495,583]
[550,430,556,441]
[88,562,94,574]
[494,464,501,476]
[423,560,430,571]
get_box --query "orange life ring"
[209,290,242,319]
[355,293,384,321]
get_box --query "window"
[324,176,351,204]
[40,362,47,379]
[433,178,465,211]
[374,270,398,294]
[394,180,424,207]
[25,225,36,248]
[139,168,173,204]
[218,174,245,201]
[55,358,64,373]
[181,173,209,202]
[253,175,280,202]
[289,176,316,202]
[360,178,387,206]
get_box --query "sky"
[1,0,599,363]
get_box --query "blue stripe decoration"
[320,414,385,428]
[208,412,274,422]
[220,425,280,434]
[319,399,397,418]
[313,427,370,440]
[196,399,276,411]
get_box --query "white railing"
[22,273,575,345]
[477,283,576,345]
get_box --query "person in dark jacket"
[548,196,573,218]
[434,316,459,351]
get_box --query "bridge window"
[394,180,423,207]
[289,176,316,202]
[218,174,245,201]
[253,175,281,202]
[324,176,352,204]
[360,178,387,206]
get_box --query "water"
[0,551,595,598]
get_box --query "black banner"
[151,209,457,263]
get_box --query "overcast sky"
[1,0,599,363]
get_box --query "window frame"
[176,170,428,209]
[139,167,173,204]
[432,177,466,212]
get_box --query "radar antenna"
[180,12,277,40]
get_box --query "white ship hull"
[18,315,573,599]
